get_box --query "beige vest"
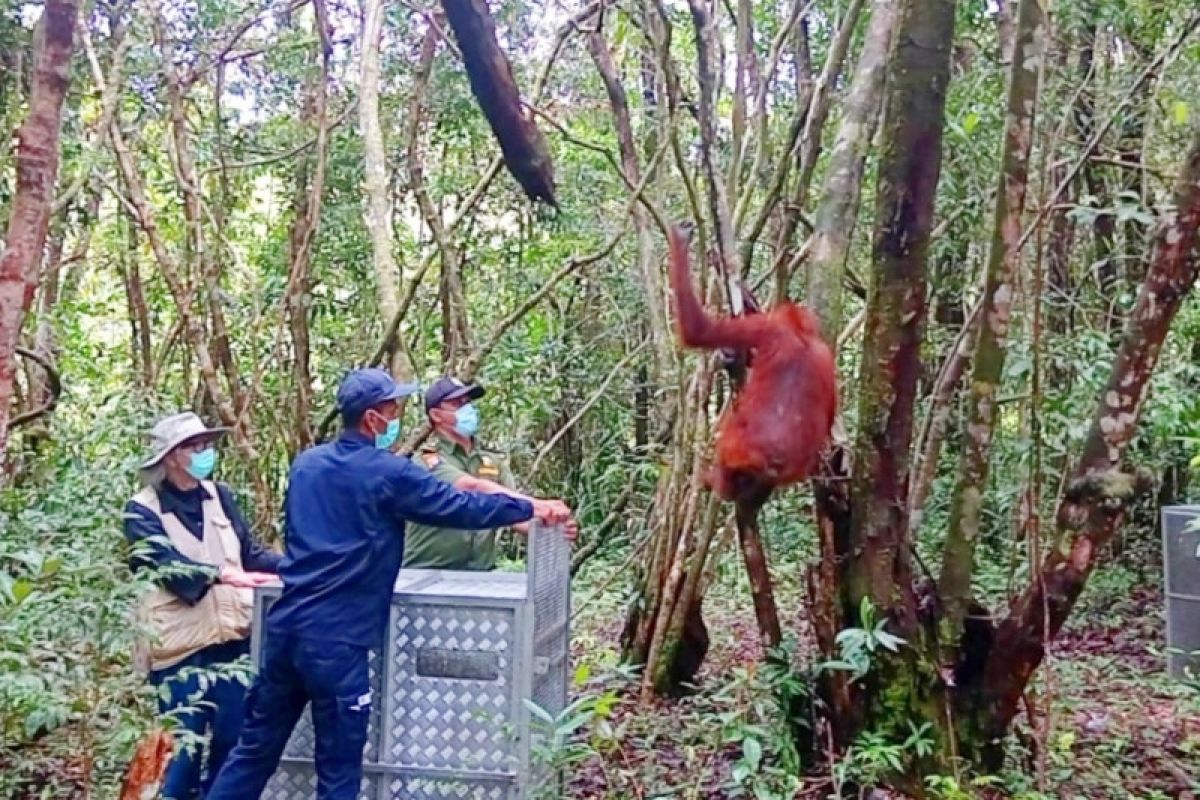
[132,481,254,672]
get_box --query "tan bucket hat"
[140,412,229,470]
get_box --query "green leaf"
[12,580,35,605]
[1174,101,1190,126]
[743,736,763,772]
[963,112,979,135]
[522,699,555,724]
[573,663,591,686]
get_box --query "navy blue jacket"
[123,482,283,604]
[266,430,534,648]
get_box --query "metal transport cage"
[1161,505,1200,679]
[249,522,571,799]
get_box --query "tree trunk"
[625,362,721,698]
[804,0,900,740]
[846,0,955,621]
[120,211,155,389]
[586,27,672,386]
[0,0,78,471]
[937,0,1045,655]
[822,0,957,769]
[27,185,100,433]
[360,0,413,381]
[285,0,331,453]
[806,0,899,336]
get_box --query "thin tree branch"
[10,346,62,429]
[461,140,668,380]
[528,338,650,480]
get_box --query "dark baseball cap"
[424,377,485,412]
[336,368,420,421]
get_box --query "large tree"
[0,0,78,474]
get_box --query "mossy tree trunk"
[937,0,1046,661]
[811,0,959,778]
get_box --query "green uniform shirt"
[403,436,516,570]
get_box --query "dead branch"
[570,481,638,576]
[439,0,558,206]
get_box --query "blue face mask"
[187,448,217,480]
[375,416,401,450]
[454,404,480,438]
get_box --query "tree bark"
[360,0,412,381]
[806,0,899,336]
[0,0,78,470]
[938,0,1045,654]
[120,211,155,389]
[847,0,956,620]
[804,0,899,739]
[285,0,332,452]
[586,26,672,385]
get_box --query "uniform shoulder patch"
[478,453,501,479]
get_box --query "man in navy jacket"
[208,368,570,799]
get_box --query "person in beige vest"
[123,412,280,800]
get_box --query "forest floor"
[566,556,1200,800]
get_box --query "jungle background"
[1,0,1200,797]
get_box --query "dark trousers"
[206,633,371,800]
[149,639,251,800]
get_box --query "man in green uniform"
[404,377,576,570]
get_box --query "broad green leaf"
[12,580,35,605]
[743,736,762,772]
[573,663,591,686]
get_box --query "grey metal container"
[1161,505,1200,679]
[249,523,571,799]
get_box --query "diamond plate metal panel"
[1162,506,1200,678]
[1167,596,1200,678]
[386,604,518,772]
[1163,506,1200,593]
[528,524,570,721]
[526,523,570,795]
[386,774,514,799]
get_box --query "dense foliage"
[2,0,1199,796]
